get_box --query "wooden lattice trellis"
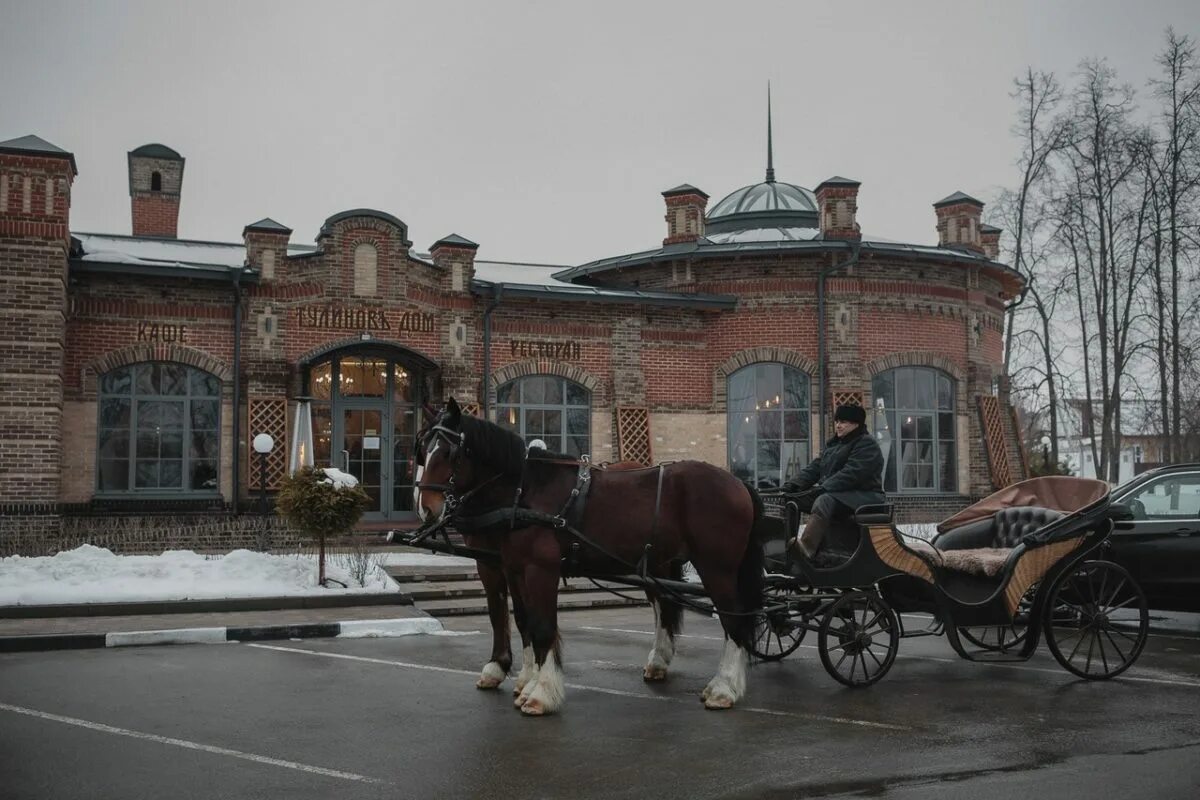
[615,406,653,465]
[1009,404,1030,480]
[978,395,1013,488]
[248,397,289,490]
[458,402,482,418]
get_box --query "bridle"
[415,421,502,516]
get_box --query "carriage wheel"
[818,592,899,688]
[1045,560,1148,680]
[958,585,1036,652]
[750,607,807,661]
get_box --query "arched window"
[353,242,378,296]
[871,367,956,493]
[97,363,221,493]
[727,363,811,490]
[496,375,590,457]
[150,171,162,192]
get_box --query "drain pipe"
[817,242,862,438]
[481,285,503,418]
[230,269,244,515]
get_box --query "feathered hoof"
[520,698,548,716]
[703,694,735,710]
[476,675,504,690]
[642,665,668,682]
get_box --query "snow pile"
[0,545,400,607]
[319,467,359,489]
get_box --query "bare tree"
[999,69,1070,463]
[1149,28,1200,461]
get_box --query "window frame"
[872,366,957,494]
[726,362,812,491]
[95,363,222,497]
[495,375,592,457]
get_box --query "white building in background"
[1053,399,1165,485]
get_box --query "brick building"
[0,132,1027,554]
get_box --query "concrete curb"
[0,592,414,620]
[0,616,444,653]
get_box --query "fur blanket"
[901,536,1013,577]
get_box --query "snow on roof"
[73,232,315,270]
[472,259,577,289]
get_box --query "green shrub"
[276,467,370,586]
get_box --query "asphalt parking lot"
[2,607,1199,800]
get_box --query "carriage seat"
[914,506,1065,577]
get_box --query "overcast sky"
[2,1,1197,266]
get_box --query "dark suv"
[1106,463,1200,612]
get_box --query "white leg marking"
[521,653,566,716]
[643,601,676,682]
[702,638,748,709]
[513,645,535,696]
[514,660,540,707]
[476,660,506,690]
[0,701,386,784]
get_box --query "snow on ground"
[0,545,410,607]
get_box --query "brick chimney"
[934,191,984,252]
[243,218,292,281]
[815,176,862,240]
[662,184,708,246]
[128,143,184,238]
[0,134,77,504]
[980,223,1002,260]
[430,233,479,293]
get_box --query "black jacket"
[786,426,886,511]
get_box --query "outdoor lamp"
[253,433,274,515]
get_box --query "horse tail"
[732,481,766,649]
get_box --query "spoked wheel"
[958,586,1036,652]
[750,603,808,661]
[1045,560,1148,680]
[818,591,899,688]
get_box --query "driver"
[783,404,885,560]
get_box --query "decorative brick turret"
[128,143,184,238]
[662,184,708,246]
[243,217,292,281]
[0,134,77,507]
[815,176,862,240]
[934,191,984,252]
[979,223,1002,261]
[430,233,479,293]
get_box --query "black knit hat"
[834,404,866,425]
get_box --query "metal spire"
[766,82,775,183]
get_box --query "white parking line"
[579,625,1200,688]
[246,643,912,731]
[0,702,387,785]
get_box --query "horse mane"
[458,414,527,479]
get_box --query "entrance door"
[336,405,387,517]
[312,353,425,522]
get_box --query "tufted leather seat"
[992,506,1063,548]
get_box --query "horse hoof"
[704,695,735,710]
[514,693,530,708]
[520,699,547,716]
[643,665,668,682]
[476,675,504,690]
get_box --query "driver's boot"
[790,514,831,561]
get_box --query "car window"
[1124,472,1200,520]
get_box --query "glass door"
[336,405,386,517]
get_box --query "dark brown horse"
[415,398,764,715]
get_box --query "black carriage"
[750,476,1150,686]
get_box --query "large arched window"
[727,363,811,489]
[97,363,221,493]
[871,367,956,493]
[496,375,590,457]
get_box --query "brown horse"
[412,406,676,699]
[416,398,764,715]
